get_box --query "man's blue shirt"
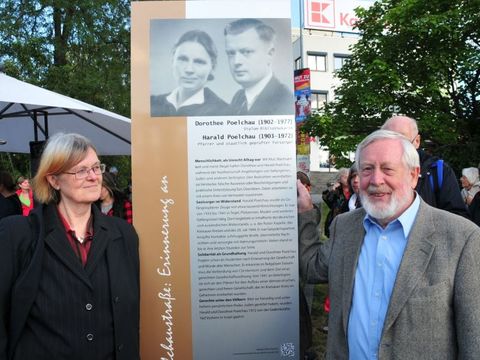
[347,194,420,359]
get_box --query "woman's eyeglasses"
[64,163,106,180]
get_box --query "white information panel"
[133,1,298,359]
[188,115,298,358]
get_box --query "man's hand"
[297,179,313,213]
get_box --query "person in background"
[0,133,139,359]
[96,172,133,224]
[0,170,22,219]
[297,171,312,192]
[108,165,119,178]
[322,167,350,238]
[124,179,132,203]
[469,191,480,227]
[460,167,480,206]
[151,30,229,117]
[347,163,361,211]
[297,129,480,359]
[321,164,362,335]
[296,172,319,360]
[322,164,362,333]
[381,115,468,217]
[16,176,34,216]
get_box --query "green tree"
[0,0,131,116]
[0,153,30,180]
[302,0,480,171]
[0,0,132,180]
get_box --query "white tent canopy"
[0,72,131,155]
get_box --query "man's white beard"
[359,185,410,223]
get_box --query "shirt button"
[113,296,120,303]
[86,333,94,341]
[85,303,93,311]
[117,344,124,351]
[375,291,381,297]
[377,262,383,267]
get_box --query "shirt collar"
[166,87,205,109]
[57,207,94,243]
[244,72,272,109]
[363,192,420,238]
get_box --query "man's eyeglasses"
[64,163,106,180]
[410,133,419,144]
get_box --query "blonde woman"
[0,133,139,359]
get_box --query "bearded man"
[297,129,480,359]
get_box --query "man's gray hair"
[355,129,420,170]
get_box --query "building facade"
[292,0,373,171]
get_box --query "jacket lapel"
[43,204,93,288]
[382,201,436,332]
[342,209,366,333]
[85,206,121,276]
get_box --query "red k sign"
[307,0,335,28]
[304,0,374,33]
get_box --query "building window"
[334,54,350,71]
[311,91,328,110]
[294,57,302,70]
[307,52,327,72]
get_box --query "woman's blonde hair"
[33,133,97,204]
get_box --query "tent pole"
[44,112,49,139]
[33,110,39,141]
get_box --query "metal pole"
[33,110,39,141]
[299,0,304,68]
[44,112,49,139]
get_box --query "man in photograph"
[224,19,293,115]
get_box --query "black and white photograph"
[150,18,294,117]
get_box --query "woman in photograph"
[151,30,229,116]
[0,133,139,359]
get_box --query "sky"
[291,0,301,27]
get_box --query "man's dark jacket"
[0,203,139,360]
[230,76,294,115]
[0,195,22,220]
[469,192,480,227]
[416,149,468,218]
